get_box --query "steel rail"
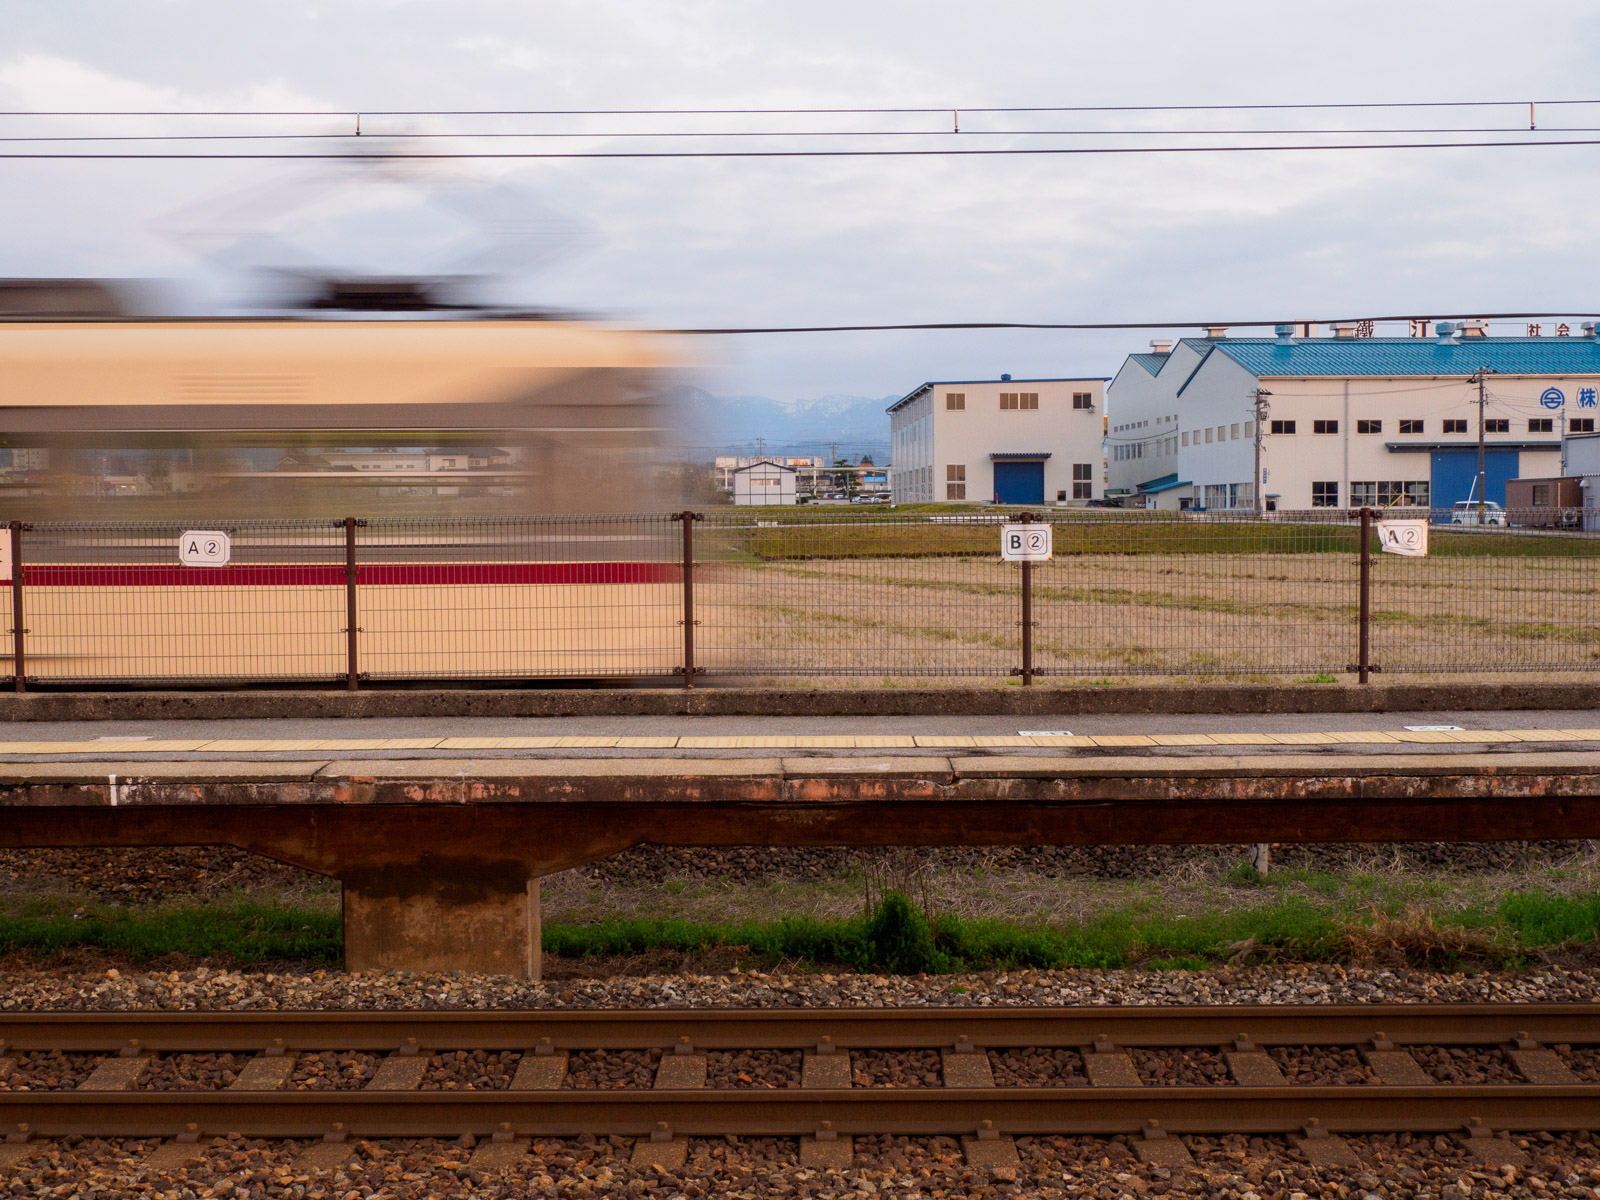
[4,1005,1599,1053]
[4,1087,1600,1140]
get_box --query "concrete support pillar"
[342,873,541,981]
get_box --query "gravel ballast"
[1266,1043,1379,1084]
[5,961,1600,1012]
[5,1130,1600,1199]
[705,1048,803,1089]
[563,1047,661,1089]
[287,1051,380,1090]
[848,1048,942,1087]
[987,1046,1089,1087]
[138,1051,250,1091]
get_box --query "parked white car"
[1450,500,1508,526]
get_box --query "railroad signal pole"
[1252,388,1272,517]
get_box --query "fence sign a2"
[1376,518,1428,557]
[179,531,232,567]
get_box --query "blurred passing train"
[0,279,696,685]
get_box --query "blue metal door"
[1429,449,1518,509]
[992,460,1044,505]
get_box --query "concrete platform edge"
[1,681,1597,722]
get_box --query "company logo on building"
[1541,387,1566,409]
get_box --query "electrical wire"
[4,99,1599,117]
[6,126,1600,142]
[4,137,1600,160]
[660,315,1600,334]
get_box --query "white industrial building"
[731,460,798,505]
[1105,323,1600,511]
[887,375,1107,505]
[1561,429,1600,526]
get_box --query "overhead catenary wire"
[5,98,1600,117]
[8,126,1600,143]
[656,314,1600,334]
[6,137,1600,160]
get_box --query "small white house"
[732,460,798,505]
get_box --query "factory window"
[1230,423,1240,440]
[1181,431,1189,446]
[1529,418,1554,433]
[1270,420,1296,435]
[1313,419,1338,434]
[1484,418,1510,433]
[1312,481,1339,507]
[947,464,965,481]
[1572,418,1596,433]
[945,392,965,410]
[1021,392,1038,409]
[1357,419,1381,434]
[1204,428,1213,443]
[999,392,1017,410]
[1243,420,1253,437]
[1442,418,1468,433]
[1216,425,1226,442]
[1073,462,1093,499]
[1533,484,1551,505]
[1399,419,1423,434]
[1351,481,1430,508]
[1072,392,1093,409]
[946,482,966,500]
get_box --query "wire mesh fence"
[2,507,1598,687]
[13,520,346,685]
[355,514,683,681]
[696,512,1017,678]
[1368,507,1600,676]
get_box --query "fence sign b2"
[1376,518,1428,557]
[1001,523,1053,562]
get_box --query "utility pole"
[1252,388,1273,516]
[1468,368,1497,521]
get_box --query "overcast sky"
[5,0,1600,403]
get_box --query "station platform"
[3,714,1598,979]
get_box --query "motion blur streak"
[0,280,691,519]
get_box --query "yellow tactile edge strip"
[2,729,1600,755]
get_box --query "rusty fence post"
[343,517,365,691]
[1357,507,1372,684]
[8,520,23,692]
[1019,510,1034,686]
[676,510,701,688]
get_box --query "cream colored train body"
[0,315,694,683]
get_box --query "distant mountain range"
[670,385,895,459]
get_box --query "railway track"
[4,1005,1600,1172]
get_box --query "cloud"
[3,2,1600,403]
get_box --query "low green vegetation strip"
[544,891,1587,973]
[0,901,342,965]
[709,512,1599,562]
[6,891,1600,973]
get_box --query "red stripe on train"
[6,562,684,587]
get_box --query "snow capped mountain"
[669,384,895,458]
